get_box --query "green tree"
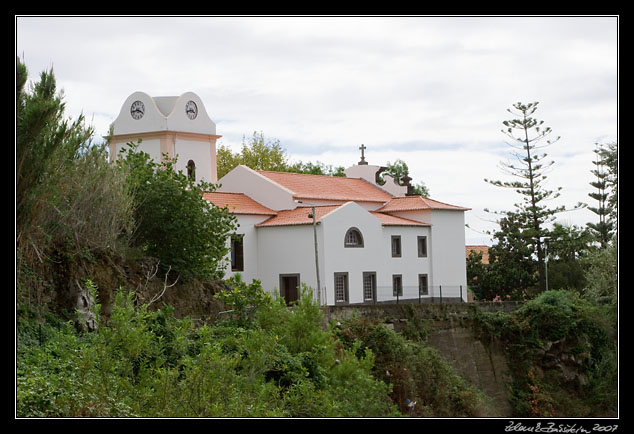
[118,144,237,280]
[16,62,94,243]
[217,131,349,179]
[16,61,134,315]
[486,211,538,299]
[287,160,346,177]
[602,142,618,232]
[586,142,617,246]
[545,223,592,292]
[239,131,289,172]
[217,131,289,178]
[582,243,617,306]
[378,159,430,196]
[216,143,242,179]
[485,102,568,293]
[587,144,614,248]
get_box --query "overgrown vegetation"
[16,62,135,319]
[17,281,404,417]
[465,121,618,417]
[118,143,237,280]
[332,315,494,417]
[470,290,617,417]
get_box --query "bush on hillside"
[333,315,493,417]
[17,282,401,417]
[117,143,237,280]
[471,289,617,417]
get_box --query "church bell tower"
[109,91,220,183]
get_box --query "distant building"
[466,245,490,264]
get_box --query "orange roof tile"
[255,206,431,228]
[203,192,277,215]
[255,205,340,227]
[377,195,470,212]
[371,212,430,226]
[257,170,393,203]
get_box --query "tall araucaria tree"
[485,102,567,293]
[586,142,617,247]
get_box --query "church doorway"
[279,274,300,305]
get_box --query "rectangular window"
[231,235,244,272]
[419,274,429,296]
[334,272,349,304]
[363,272,376,302]
[391,235,402,257]
[417,236,428,257]
[392,274,403,297]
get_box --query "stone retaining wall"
[322,301,521,417]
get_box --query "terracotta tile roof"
[203,192,277,215]
[371,212,431,226]
[255,205,340,227]
[254,205,431,228]
[377,195,470,212]
[257,170,393,203]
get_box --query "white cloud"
[16,15,618,245]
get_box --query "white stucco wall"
[428,209,468,300]
[317,202,434,304]
[113,138,162,165]
[173,137,216,184]
[379,225,432,302]
[255,224,322,300]
[226,201,465,305]
[321,202,384,305]
[222,214,270,284]
[378,208,468,301]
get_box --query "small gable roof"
[371,212,430,226]
[377,195,470,212]
[255,205,340,227]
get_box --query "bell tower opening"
[187,159,196,182]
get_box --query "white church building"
[109,92,470,305]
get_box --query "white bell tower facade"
[109,91,220,183]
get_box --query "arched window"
[186,159,196,181]
[344,227,364,248]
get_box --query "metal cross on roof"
[359,144,368,165]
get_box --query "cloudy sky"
[15,15,618,245]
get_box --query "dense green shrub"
[117,144,237,280]
[470,289,617,417]
[17,282,400,418]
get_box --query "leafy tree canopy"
[217,131,346,179]
[378,159,430,196]
[118,143,237,280]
